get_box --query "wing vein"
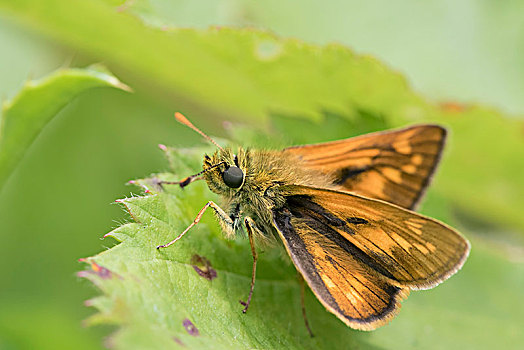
[325,256,380,315]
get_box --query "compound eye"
[222,166,244,188]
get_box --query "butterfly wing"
[272,185,469,330]
[283,124,446,209]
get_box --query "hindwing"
[272,185,469,330]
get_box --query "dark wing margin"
[283,124,447,209]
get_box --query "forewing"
[272,186,469,329]
[283,124,446,209]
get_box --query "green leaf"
[433,108,524,233]
[2,2,522,349]
[0,0,426,122]
[0,66,130,191]
[116,0,524,116]
[2,0,523,231]
[81,142,523,350]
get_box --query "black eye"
[222,166,244,188]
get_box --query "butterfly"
[157,112,470,332]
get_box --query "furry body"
[202,147,334,241]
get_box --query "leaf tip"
[78,260,115,280]
[127,180,152,193]
[110,77,133,93]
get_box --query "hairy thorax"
[202,147,335,240]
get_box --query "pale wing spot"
[407,220,424,228]
[403,128,420,139]
[296,145,380,163]
[357,172,386,197]
[348,138,373,149]
[411,154,423,165]
[393,141,412,154]
[321,274,337,289]
[390,231,412,251]
[382,167,403,183]
[345,148,382,160]
[316,252,363,318]
[332,155,374,168]
[402,164,417,174]
[408,225,423,236]
[345,289,362,309]
[414,243,430,255]
[312,245,325,257]
[358,227,398,251]
[426,242,437,253]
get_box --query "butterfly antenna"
[159,161,226,188]
[174,112,224,151]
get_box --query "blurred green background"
[0,1,523,349]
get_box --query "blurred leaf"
[434,107,524,233]
[0,66,130,191]
[0,302,103,350]
[81,142,523,350]
[1,0,523,232]
[120,0,524,116]
[0,0,428,122]
[1,1,521,350]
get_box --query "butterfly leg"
[156,201,233,249]
[298,273,314,337]
[240,217,259,313]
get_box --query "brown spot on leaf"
[78,259,119,280]
[191,254,217,281]
[182,318,200,336]
[89,261,112,279]
[172,337,185,347]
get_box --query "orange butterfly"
[157,113,470,332]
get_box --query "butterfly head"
[202,148,247,195]
[169,112,248,195]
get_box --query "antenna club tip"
[179,177,192,188]
[172,111,225,151]
[174,112,190,124]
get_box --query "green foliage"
[2,0,523,231]
[80,140,523,349]
[118,0,524,115]
[0,66,130,190]
[1,0,423,122]
[1,1,523,349]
